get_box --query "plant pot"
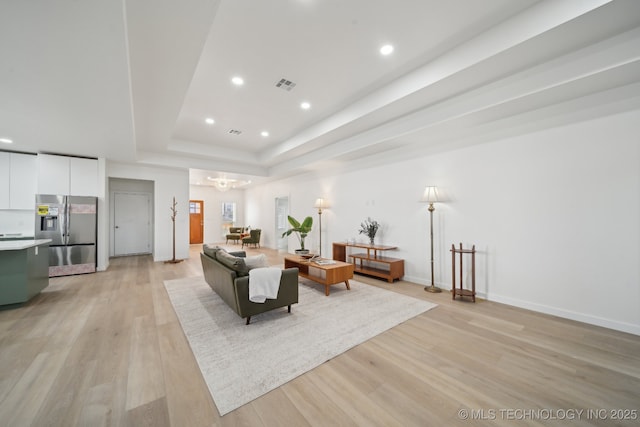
[295,249,310,255]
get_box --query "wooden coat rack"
[165,196,183,264]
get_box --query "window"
[222,202,236,222]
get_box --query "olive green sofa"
[200,244,299,324]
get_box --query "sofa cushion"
[203,244,226,260]
[217,250,249,276]
[245,253,269,270]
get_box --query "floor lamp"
[314,198,328,257]
[421,186,441,293]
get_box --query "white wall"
[0,210,33,237]
[189,185,245,244]
[245,185,291,250]
[245,110,640,335]
[106,162,189,262]
[96,157,108,271]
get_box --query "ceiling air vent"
[275,78,296,91]
[228,129,242,135]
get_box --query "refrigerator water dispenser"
[39,216,58,232]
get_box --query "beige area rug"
[163,276,437,415]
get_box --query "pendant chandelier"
[206,176,251,192]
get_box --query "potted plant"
[359,217,380,245]
[281,215,313,254]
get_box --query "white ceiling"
[2,0,640,189]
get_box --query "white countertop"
[0,239,52,251]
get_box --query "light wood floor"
[1,244,639,426]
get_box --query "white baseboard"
[402,274,428,286]
[487,293,640,336]
[401,275,639,336]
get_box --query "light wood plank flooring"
[1,244,639,426]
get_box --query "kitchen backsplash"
[0,210,35,237]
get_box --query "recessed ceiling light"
[300,102,311,110]
[261,131,269,137]
[231,76,244,86]
[380,44,394,55]
[205,118,215,124]
[0,138,13,144]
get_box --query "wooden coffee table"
[284,255,354,296]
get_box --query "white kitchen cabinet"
[0,152,37,210]
[37,154,70,195]
[37,154,98,196]
[9,153,37,209]
[0,153,10,209]
[70,157,98,196]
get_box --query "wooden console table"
[451,243,476,302]
[332,242,404,283]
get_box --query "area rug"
[163,276,436,415]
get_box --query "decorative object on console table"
[358,217,379,245]
[420,186,441,293]
[281,215,313,255]
[165,196,183,264]
[332,242,404,283]
[313,198,329,257]
[451,243,476,302]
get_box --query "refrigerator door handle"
[64,196,70,244]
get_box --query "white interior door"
[114,192,151,256]
[275,196,289,251]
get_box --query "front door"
[189,200,204,244]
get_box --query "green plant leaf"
[282,215,313,248]
[301,216,313,232]
[287,215,301,228]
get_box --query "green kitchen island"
[0,239,51,306]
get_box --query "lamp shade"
[420,186,439,203]
[314,198,329,209]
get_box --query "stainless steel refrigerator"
[35,194,97,277]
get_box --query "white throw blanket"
[248,267,282,303]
